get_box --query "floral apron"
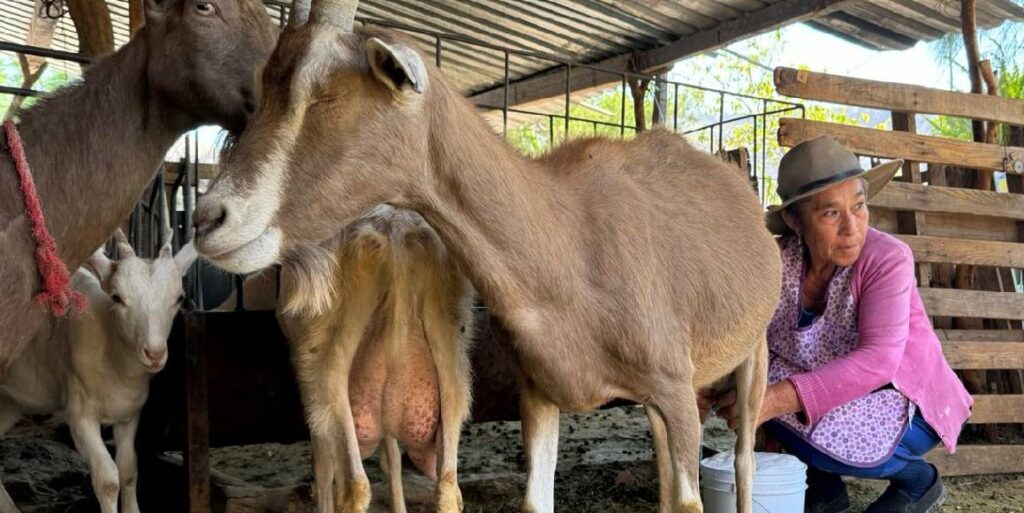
[767,237,915,468]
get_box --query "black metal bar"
[503,50,510,138]
[752,115,759,201]
[435,36,442,68]
[673,83,679,132]
[564,64,571,138]
[0,85,40,98]
[718,93,725,153]
[679,106,802,136]
[548,115,554,147]
[0,41,91,64]
[620,75,627,136]
[762,99,769,205]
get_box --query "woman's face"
[786,179,869,268]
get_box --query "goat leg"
[69,415,120,513]
[380,437,407,513]
[421,304,471,513]
[652,376,704,513]
[733,339,768,513]
[311,432,337,513]
[114,415,141,513]
[520,387,560,513]
[0,401,22,513]
[645,405,676,513]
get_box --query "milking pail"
[700,451,807,513]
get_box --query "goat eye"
[195,1,214,14]
[111,294,124,305]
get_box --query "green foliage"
[503,32,883,206]
[925,20,1024,143]
[1,53,75,117]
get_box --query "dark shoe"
[865,474,947,513]
[805,468,851,513]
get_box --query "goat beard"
[279,240,341,317]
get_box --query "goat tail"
[381,235,418,367]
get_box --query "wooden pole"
[627,77,650,133]
[184,313,211,513]
[129,0,145,36]
[66,0,115,59]
[962,0,986,147]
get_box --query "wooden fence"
[775,66,1024,476]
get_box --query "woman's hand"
[715,380,802,430]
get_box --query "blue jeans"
[764,412,941,479]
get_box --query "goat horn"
[160,182,173,255]
[288,0,311,27]
[113,228,135,259]
[310,0,358,31]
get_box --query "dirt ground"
[3,407,1023,512]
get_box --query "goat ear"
[85,248,115,284]
[174,241,199,277]
[113,229,136,259]
[366,38,428,95]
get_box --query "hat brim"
[765,159,903,235]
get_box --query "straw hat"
[766,135,903,235]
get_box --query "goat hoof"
[338,478,371,513]
[436,473,463,513]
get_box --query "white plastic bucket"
[700,451,807,513]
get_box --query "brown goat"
[0,0,276,374]
[277,204,474,513]
[194,2,781,512]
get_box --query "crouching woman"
[716,135,972,513]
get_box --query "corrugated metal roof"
[2,0,1022,97]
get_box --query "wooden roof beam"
[470,0,858,109]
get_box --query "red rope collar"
[3,121,87,316]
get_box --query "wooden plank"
[919,288,1024,320]
[870,181,1024,221]
[470,0,858,108]
[935,329,1024,342]
[778,117,1024,172]
[869,207,898,232]
[919,212,1020,243]
[943,342,1024,370]
[775,67,1024,126]
[927,445,1024,476]
[969,395,1024,424]
[872,207,1021,242]
[897,235,1024,267]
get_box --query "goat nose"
[194,203,227,237]
[144,347,166,365]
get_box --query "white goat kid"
[0,231,197,513]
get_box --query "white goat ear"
[174,241,199,277]
[85,248,115,284]
[113,229,135,259]
[366,38,428,95]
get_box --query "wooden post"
[626,77,650,133]
[184,313,211,513]
[66,0,115,59]
[129,0,145,36]
[891,112,930,287]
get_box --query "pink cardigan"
[787,228,973,453]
